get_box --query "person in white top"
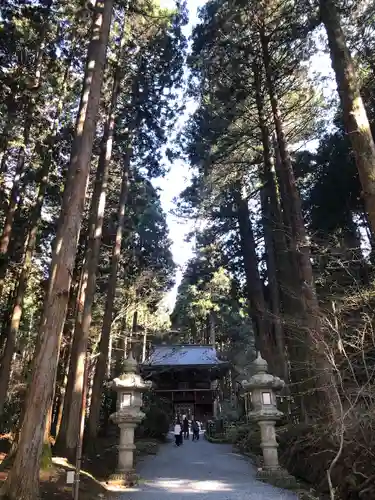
[174,420,182,446]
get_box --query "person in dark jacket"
[192,419,200,441]
[183,416,189,440]
[174,420,182,446]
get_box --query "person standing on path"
[183,416,189,440]
[192,419,199,441]
[174,420,182,446]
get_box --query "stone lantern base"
[256,467,299,489]
[108,470,139,487]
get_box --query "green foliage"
[138,405,170,441]
[137,391,171,441]
[230,422,262,456]
[0,389,23,434]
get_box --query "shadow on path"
[119,432,297,499]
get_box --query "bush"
[230,422,262,456]
[0,384,26,433]
[136,405,170,441]
[278,421,375,500]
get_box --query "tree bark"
[253,63,288,379]
[56,25,125,460]
[233,187,270,360]
[320,0,375,237]
[0,289,14,356]
[0,2,113,498]
[0,123,31,299]
[58,20,127,459]
[142,328,147,363]
[0,56,72,418]
[260,26,339,420]
[0,0,52,300]
[86,148,131,442]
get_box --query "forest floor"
[0,434,160,499]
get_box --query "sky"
[154,0,336,312]
[153,0,204,311]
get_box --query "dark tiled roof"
[143,344,225,367]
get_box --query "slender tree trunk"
[0,289,14,356]
[233,187,270,359]
[260,187,288,378]
[209,310,216,347]
[260,26,339,420]
[86,148,131,442]
[320,0,375,237]
[56,24,127,458]
[0,0,52,300]
[50,342,70,439]
[142,329,147,363]
[0,2,113,498]
[0,49,74,420]
[253,63,288,379]
[0,73,72,418]
[0,114,14,207]
[0,123,31,299]
[52,272,79,441]
[53,266,82,449]
[131,308,138,346]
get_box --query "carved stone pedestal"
[256,467,298,489]
[107,352,151,487]
[242,353,298,488]
[108,421,139,486]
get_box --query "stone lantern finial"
[123,350,138,374]
[253,352,268,374]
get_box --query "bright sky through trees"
[154,0,203,310]
[156,0,336,311]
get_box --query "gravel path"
[119,433,297,500]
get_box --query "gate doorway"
[174,403,194,420]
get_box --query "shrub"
[278,421,375,500]
[231,422,262,456]
[137,405,170,441]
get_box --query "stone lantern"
[108,351,151,486]
[242,353,295,485]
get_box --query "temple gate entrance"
[141,344,229,424]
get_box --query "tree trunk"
[0,289,15,356]
[320,0,375,237]
[0,124,31,299]
[260,187,288,378]
[52,272,79,441]
[142,329,147,363]
[56,24,127,458]
[0,48,74,429]
[131,308,138,349]
[253,63,288,379]
[0,2,113,498]
[86,148,131,442]
[0,59,72,417]
[0,0,52,300]
[233,187,270,359]
[260,26,339,420]
[0,114,14,208]
[50,343,70,439]
[53,265,82,449]
[209,310,216,347]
